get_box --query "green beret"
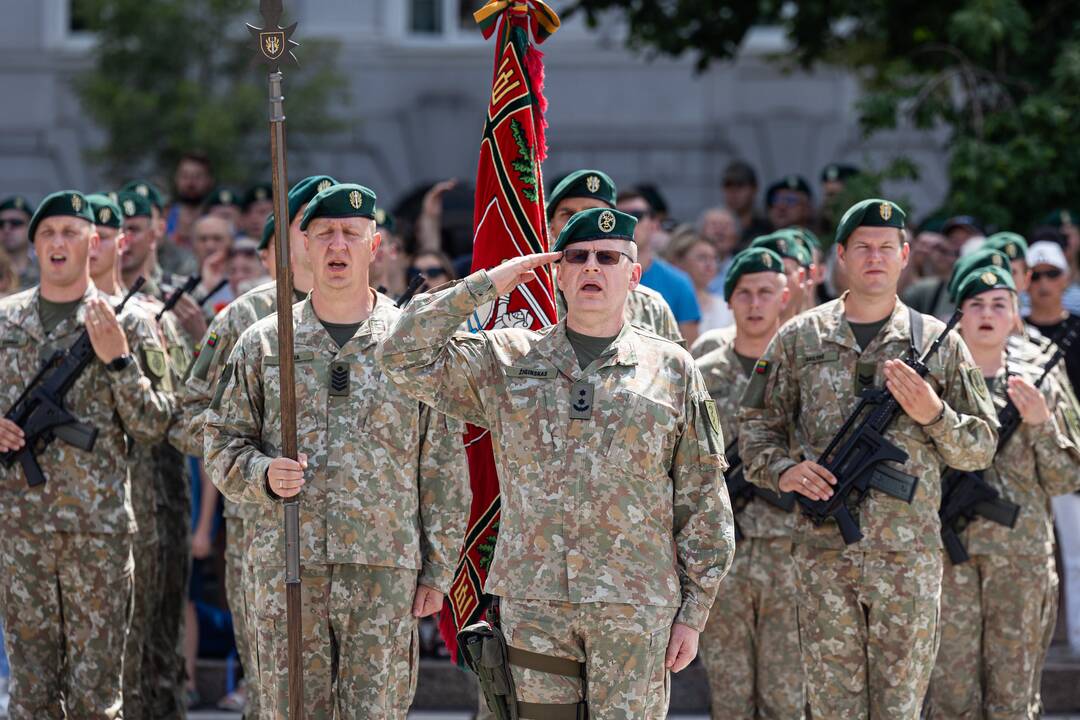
[985,232,1028,262]
[835,198,906,246]
[85,194,123,229]
[955,264,1016,305]
[794,226,821,251]
[948,248,1011,302]
[299,183,377,231]
[121,180,165,210]
[552,208,636,252]
[0,195,33,217]
[243,183,273,209]
[765,175,812,205]
[117,190,153,219]
[374,207,396,234]
[258,175,340,249]
[723,247,785,302]
[206,187,241,209]
[1041,209,1078,228]
[28,190,94,242]
[749,231,811,268]
[546,170,616,218]
[821,163,860,183]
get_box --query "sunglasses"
[0,218,27,230]
[1031,268,1064,282]
[408,266,448,280]
[560,248,633,265]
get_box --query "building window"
[408,0,487,40]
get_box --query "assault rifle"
[939,324,1078,563]
[798,309,963,544]
[1,278,145,487]
[725,439,795,541]
[157,273,202,321]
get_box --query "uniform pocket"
[604,390,678,476]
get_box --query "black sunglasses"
[559,248,633,265]
[408,266,448,280]
[1031,268,1064,282]
[0,218,27,230]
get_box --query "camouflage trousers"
[147,504,191,720]
[699,537,805,719]
[224,516,259,719]
[793,546,942,720]
[925,552,1058,720]
[500,597,678,720]
[0,528,133,720]
[252,562,420,719]
[123,523,160,720]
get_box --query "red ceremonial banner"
[437,0,560,663]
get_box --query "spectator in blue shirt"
[616,188,701,344]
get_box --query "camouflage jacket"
[697,335,795,539]
[0,285,175,534]
[738,295,998,551]
[203,294,471,593]
[690,325,736,360]
[964,357,1080,557]
[176,280,277,520]
[377,271,735,632]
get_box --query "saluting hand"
[267,452,308,499]
[1007,376,1050,425]
[884,359,944,426]
[85,297,130,364]
[486,252,562,296]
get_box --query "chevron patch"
[329,361,350,397]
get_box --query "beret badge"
[598,210,616,233]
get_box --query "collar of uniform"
[542,318,639,379]
[821,293,859,352]
[30,283,99,342]
[293,290,386,354]
[825,292,910,353]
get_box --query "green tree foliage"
[566,0,1080,230]
[74,0,343,186]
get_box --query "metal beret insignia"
[1064,211,1074,225]
[981,271,998,285]
[777,238,787,253]
[14,197,24,210]
[98,207,111,224]
[71,194,82,212]
[586,175,601,193]
[992,254,1003,266]
[879,203,892,221]
[598,210,616,233]
[349,190,364,210]
[318,179,332,192]
[221,190,233,203]
[1006,244,1017,258]
[256,187,269,201]
[136,184,149,197]
[762,251,773,267]
[123,199,136,216]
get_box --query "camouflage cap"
[117,190,153,219]
[28,190,95,241]
[85,193,123,229]
[546,169,616,219]
[948,248,1011,302]
[259,175,339,249]
[121,180,165,210]
[299,183,377,231]
[206,187,241,209]
[723,247,785,302]
[984,232,1028,263]
[552,207,636,252]
[749,231,811,268]
[765,175,813,205]
[835,198,906,246]
[955,263,1015,305]
[0,195,32,217]
[242,182,274,209]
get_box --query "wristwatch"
[105,354,133,372]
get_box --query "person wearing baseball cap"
[1025,240,1080,395]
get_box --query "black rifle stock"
[724,439,795,541]
[798,310,963,544]
[1,278,146,487]
[939,324,1077,563]
[157,273,202,321]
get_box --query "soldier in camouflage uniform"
[205,183,471,719]
[0,195,38,291]
[696,247,805,719]
[739,198,999,719]
[926,263,1080,719]
[175,174,329,719]
[0,190,175,720]
[548,170,683,345]
[379,207,735,719]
